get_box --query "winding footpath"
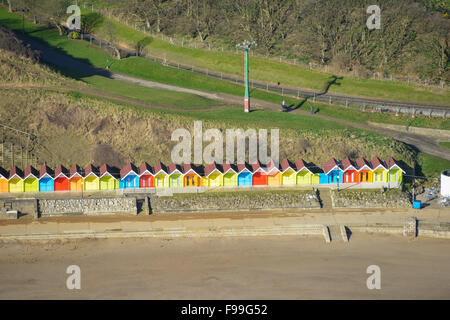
[13,33,450,162]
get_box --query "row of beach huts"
[0,156,404,193]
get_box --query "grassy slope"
[85,6,450,105]
[1,7,449,130]
[438,141,450,149]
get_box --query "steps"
[317,189,332,209]
[326,225,349,242]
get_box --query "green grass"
[416,153,450,177]
[81,75,222,109]
[84,6,450,105]
[438,142,450,149]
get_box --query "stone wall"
[331,190,411,208]
[150,191,320,213]
[39,198,137,217]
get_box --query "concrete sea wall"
[331,190,411,208]
[39,198,137,217]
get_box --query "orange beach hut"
[54,165,70,191]
[69,164,83,191]
[0,166,8,192]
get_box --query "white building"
[441,170,450,197]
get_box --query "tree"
[136,36,153,56]
[35,0,69,36]
[81,12,104,35]
[103,21,121,59]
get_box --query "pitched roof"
[69,164,83,178]
[237,162,252,173]
[39,165,54,178]
[54,165,69,178]
[24,165,39,178]
[356,157,372,171]
[281,159,295,172]
[341,157,357,171]
[139,162,153,175]
[222,161,238,174]
[371,157,386,170]
[153,161,167,175]
[168,162,183,174]
[266,159,280,174]
[99,164,115,177]
[84,164,99,177]
[0,166,8,179]
[385,157,405,172]
[252,160,265,173]
[323,158,342,175]
[204,161,222,177]
[295,159,309,172]
[183,163,203,176]
[9,166,23,179]
[120,163,138,179]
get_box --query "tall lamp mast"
[236,40,257,113]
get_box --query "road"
[14,33,450,161]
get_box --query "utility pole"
[236,40,257,113]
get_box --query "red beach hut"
[54,165,70,191]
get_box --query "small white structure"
[441,170,450,197]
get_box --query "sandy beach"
[0,234,449,299]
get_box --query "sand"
[0,234,449,299]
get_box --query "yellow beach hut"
[153,162,168,188]
[83,164,100,191]
[371,157,388,183]
[23,165,39,192]
[203,162,223,187]
[8,166,24,193]
[281,159,296,185]
[0,166,8,193]
[356,157,373,183]
[266,159,282,186]
[222,162,238,186]
[69,164,84,191]
[168,162,183,187]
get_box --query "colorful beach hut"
[54,165,70,191]
[99,164,118,190]
[295,159,314,185]
[252,161,268,186]
[222,162,238,186]
[168,162,183,187]
[119,163,139,189]
[371,157,388,183]
[320,158,343,184]
[69,164,84,191]
[266,159,282,185]
[237,162,253,186]
[39,165,54,192]
[281,159,296,185]
[139,162,154,188]
[154,162,168,188]
[386,157,404,183]
[356,157,373,183]
[203,162,223,187]
[183,163,202,187]
[8,166,24,193]
[0,166,8,193]
[84,164,100,191]
[341,157,358,183]
[23,165,39,192]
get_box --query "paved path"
[15,33,450,161]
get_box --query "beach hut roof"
[24,165,39,179]
[99,164,117,178]
[9,166,24,180]
[281,159,296,173]
[222,161,238,174]
[54,165,69,178]
[323,158,342,175]
[237,162,252,173]
[204,161,222,177]
[266,159,280,174]
[153,161,168,175]
[84,164,99,178]
[168,162,183,175]
[39,165,54,179]
[385,157,405,173]
[69,164,83,178]
[0,166,8,179]
[295,159,310,173]
[341,157,357,171]
[139,162,153,176]
[251,160,266,173]
[356,157,372,171]
[120,163,138,179]
[371,157,387,170]
[183,163,203,176]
